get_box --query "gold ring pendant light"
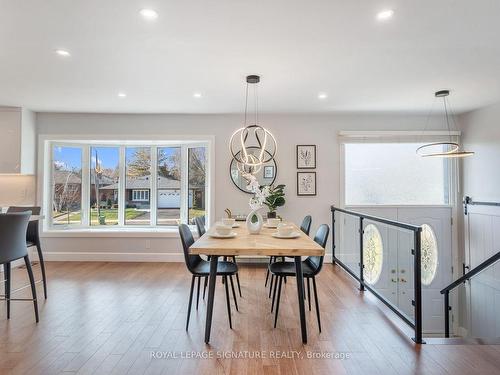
[229,75,277,175]
[416,90,474,158]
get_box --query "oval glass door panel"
[421,224,439,285]
[363,224,384,284]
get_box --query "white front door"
[397,207,452,334]
[347,206,452,334]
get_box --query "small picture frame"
[296,145,316,169]
[297,172,316,196]
[263,165,274,179]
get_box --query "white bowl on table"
[215,223,233,236]
[266,218,281,228]
[222,218,236,227]
[277,223,294,237]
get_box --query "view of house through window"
[48,142,209,229]
[157,147,181,226]
[90,147,119,226]
[345,143,450,205]
[52,146,82,226]
[125,147,151,225]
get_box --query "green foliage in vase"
[263,184,286,214]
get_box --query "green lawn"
[189,208,205,219]
[54,208,145,225]
[53,207,205,225]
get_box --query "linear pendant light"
[416,90,474,158]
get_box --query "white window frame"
[40,136,214,234]
[339,131,460,209]
[132,189,149,201]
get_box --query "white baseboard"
[457,326,468,338]
[32,251,333,264]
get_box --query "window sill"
[41,227,192,238]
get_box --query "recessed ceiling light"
[117,92,127,98]
[55,49,71,57]
[377,9,394,21]
[193,92,202,98]
[139,8,158,20]
[318,92,328,100]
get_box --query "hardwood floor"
[1,261,500,374]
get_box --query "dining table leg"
[204,255,219,344]
[294,256,307,344]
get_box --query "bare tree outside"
[52,162,82,225]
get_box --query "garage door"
[157,189,193,208]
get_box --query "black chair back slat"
[194,216,206,237]
[306,224,330,275]
[178,224,203,274]
[0,212,32,264]
[300,215,312,236]
[7,206,41,245]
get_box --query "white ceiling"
[1,0,500,114]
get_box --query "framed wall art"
[297,172,316,196]
[296,145,316,169]
[263,165,275,179]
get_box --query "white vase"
[246,208,263,234]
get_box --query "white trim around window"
[132,189,149,201]
[38,135,215,235]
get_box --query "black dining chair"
[194,216,209,300]
[195,216,242,299]
[179,224,239,330]
[265,215,312,289]
[268,224,329,332]
[0,212,39,323]
[7,206,47,299]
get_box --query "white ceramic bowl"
[222,218,236,227]
[267,218,281,227]
[215,223,232,236]
[277,223,294,236]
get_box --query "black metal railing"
[440,251,500,338]
[331,205,424,344]
[463,196,500,215]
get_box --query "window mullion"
[118,146,125,226]
[151,146,158,226]
[82,145,90,227]
[180,145,188,224]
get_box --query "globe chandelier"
[416,90,474,158]
[229,75,277,174]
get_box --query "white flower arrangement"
[243,172,271,210]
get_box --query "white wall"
[457,102,500,337]
[460,102,500,202]
[36,112,437,262]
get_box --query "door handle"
[391,278,397,283]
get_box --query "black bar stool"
[0,212,39,323]
[7,206,47,299]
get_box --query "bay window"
[46,140,210,230]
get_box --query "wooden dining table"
[190,223,325,344]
